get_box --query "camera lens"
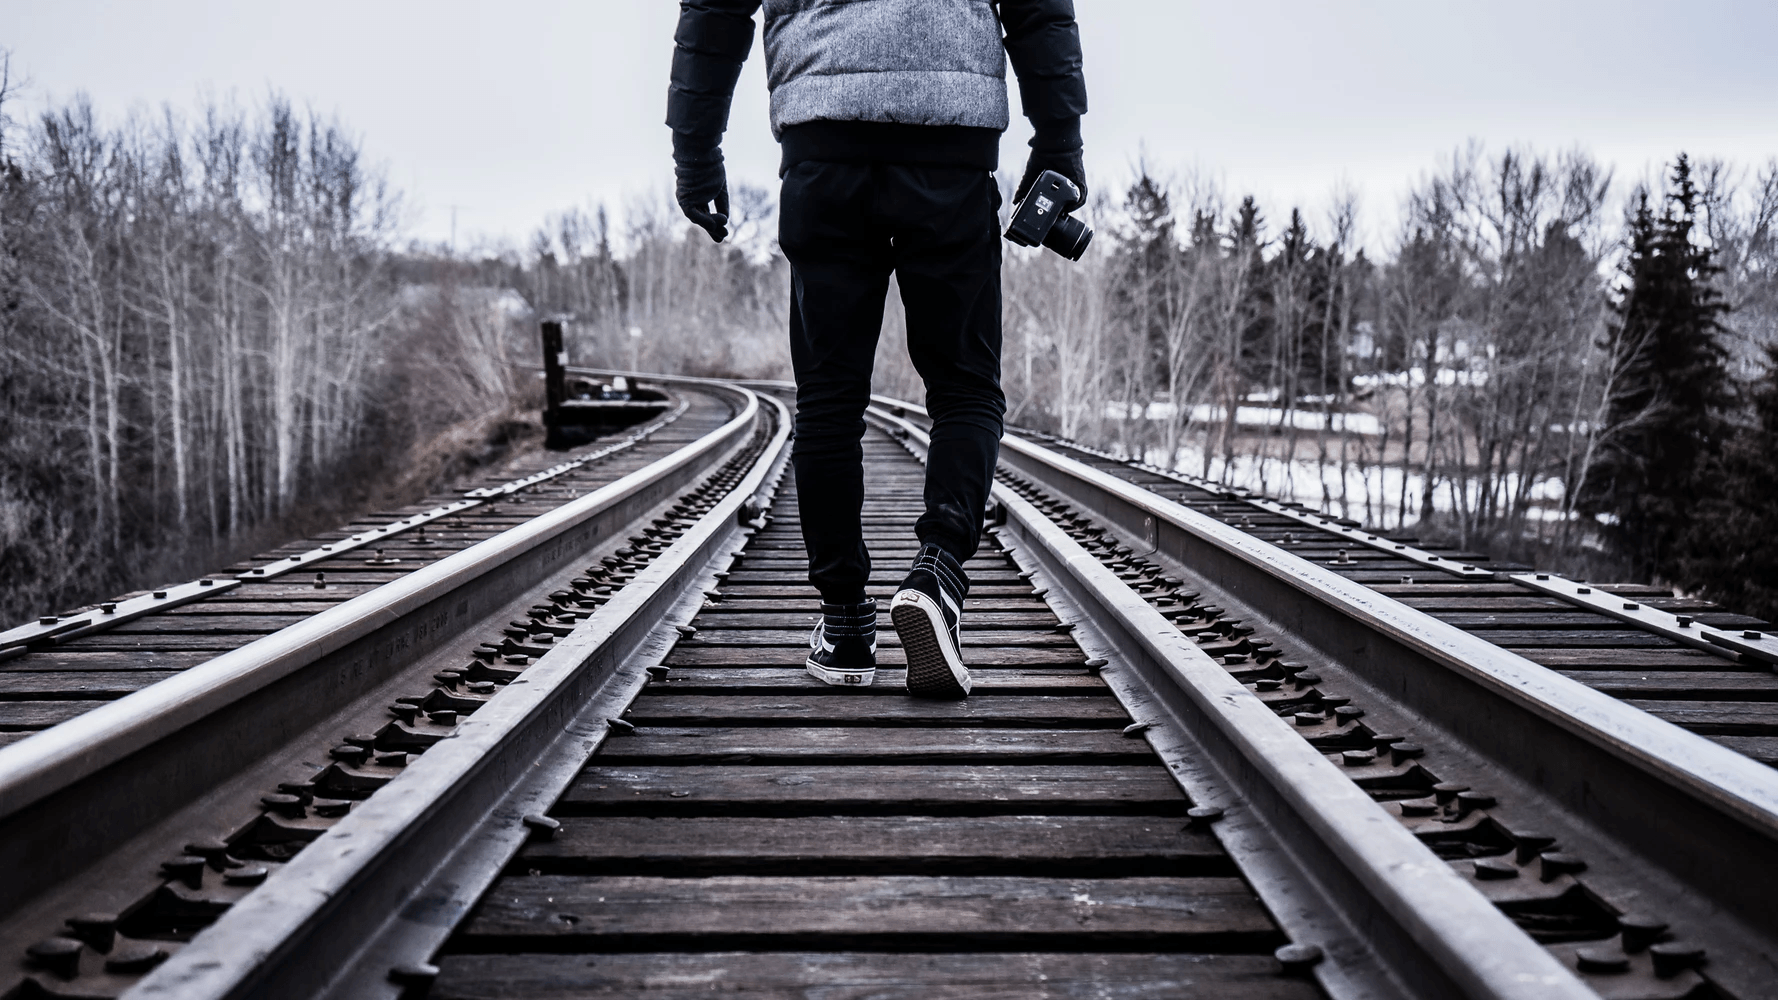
[1043,215,1093,261]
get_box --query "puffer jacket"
[762,0,1008,137]
[668,0,1086,172]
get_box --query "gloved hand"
[674,146,729,243]
[1016,116,1087,212]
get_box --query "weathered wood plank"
[459,875,1276,946]
[679,628,1076,648]
[433,952,1312,1000]
[560,764,1186,815]
[0,700,103,731]
[1517,648,1735,669]
[1,650,212,672]
[664,647,1088,667]
[620,694,1128,727]
[0,671,181,697]
[519,815,1224,875]
[107,614,309,635]
[644,668,1106,693]
[1459,630,1680,648]
[1623,700,1778,735]
[592,728,1153,764]
[686,611,1059,628]
[1559,671,1778,700]
[1709,737,1778,766]
[1432,613,1634,630]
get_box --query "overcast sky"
[4,1,1775,253]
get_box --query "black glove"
[674,142,729,243]
[1016,116,1086,212]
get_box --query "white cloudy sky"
[3,1,1774,251]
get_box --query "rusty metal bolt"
[261,794,306,819]
[1456,791,1497,817]
[26,937,84,979]
[1334,706,1365,724]
[375,751,410,767]
[1473,858,1519,880]
[1185,805,1224,828]
[1574,947,1630,974]
[1341,750,1376,767]
[161,855,208,888]
[224,866,270,887]
[523,814,562,841]
[1618,913,1669,953]
[64,914,117,953]
[647,666,671,683]
[607,717,637,735]
[1450,790,1493,814]
[314,573,327,589]
[185,838,236,870]
[312,799,353,818]
[1274,943,1323,976]
[388,703,420,724]
[104,942,169,974]
[428,709,459,726]
[1399,798,1439,817]
[1511,831,1558,865]
[1432,782,1469,805]
[389,961,441,999]
[1254,679,1282,692]
[331,745,371,766]
[1540,852,1588,881]
[1371,733,1404,753]
[1649,942,1705,977]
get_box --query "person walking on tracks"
[668,0,1088,697]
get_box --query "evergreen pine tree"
[1676,343,1778,620]
[1581,155,1733,579]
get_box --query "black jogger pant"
[778,161,1006,605]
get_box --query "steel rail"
[128,393,793,1000]
[865,404,1591,1000]
[0,379,760,922]
[905,397,1778,954]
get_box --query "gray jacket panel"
[761,0,1008,138]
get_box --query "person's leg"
[889,165,1006,562]
[778,160,894,606]
[881,165,1004,699]
[779,160,894,686]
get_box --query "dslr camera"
[1005,169,1092,260]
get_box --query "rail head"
[0,381,760,825]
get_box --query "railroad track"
[0,375,1774,999]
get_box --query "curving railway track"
[0,372,1773,1000]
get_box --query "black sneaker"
[891,544,971,698]
[806,599,878,686]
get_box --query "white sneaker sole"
[891,590,970,698]
[806,658,876,687]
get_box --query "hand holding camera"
[1006,169,1093,261]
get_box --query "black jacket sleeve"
[998,0,1088,141]
[666,0,761,159]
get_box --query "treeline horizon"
[3,80,1774,624]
